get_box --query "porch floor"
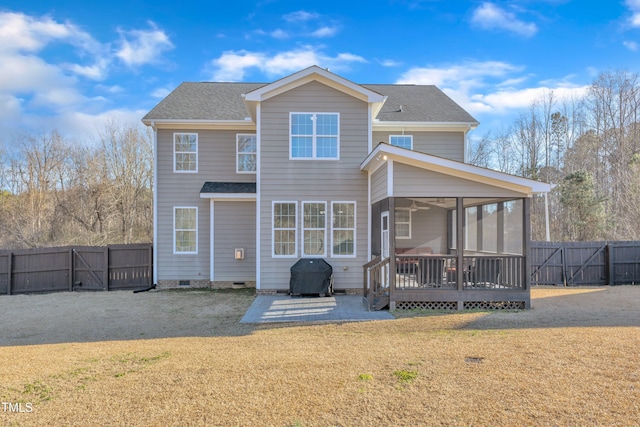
[240,295,395,323]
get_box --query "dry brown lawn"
[1,287,639,426]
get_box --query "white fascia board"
[361,143,552,195]
[243,66,386,103]
[372,121,479,132]
[199,193,256,201]
[142,119,255,130]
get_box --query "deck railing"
[363,256,390,310]
[394,254,525,290]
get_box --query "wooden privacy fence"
[531,241,640,286]
[0,244,153,295]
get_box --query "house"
[142,66,551,310]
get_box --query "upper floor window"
[290,113,339,159]
[237,134,257,173]
[174,133,198,172]
[390,135,413,150]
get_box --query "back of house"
[143,65,549,309]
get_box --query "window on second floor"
[237,134,257,173]
[174,133,198,172]
[390,135,413,150]
[290,113,339,159]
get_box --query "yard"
[1,287,639,426]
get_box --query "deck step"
[371,295,389,311]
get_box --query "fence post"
[69,248,74,291]
[7,252,13,295]
[148,244,153,287]
[104,246,109,291]
[606,244,614,286]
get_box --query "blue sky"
[2,0,640,141]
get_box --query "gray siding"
[259,81,369,290]
[213,201,256,281]
[156,129,256,281]
[393,163,526,198]
[371,165,388,203]
[373,131,464,161]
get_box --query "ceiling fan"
[408,200,430,212]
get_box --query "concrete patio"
[240,295,395,323]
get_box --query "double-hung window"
[332,202,356,257]
[237,134,256,173]
[302,202,326,256]
[174,133,198,172]
[174,207,197,254]
[290,113,339,159]
[273,202,297,257]
[395,208,411,239]
[390,135,413,150]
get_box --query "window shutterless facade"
[273,201,298,257]
[290,113,339,159]
[302,202,327,257]
[174,207,197,254]
[236,134,257,173]
[395,207,411,239]
[174,133,198,172]
[331,201,356,257]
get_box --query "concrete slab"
[240,295,395,323]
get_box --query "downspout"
[152,121,158,285]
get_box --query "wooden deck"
[364,254,530,311]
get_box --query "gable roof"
[361,143,551,195]
[142,67,478,127]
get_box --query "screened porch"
[365,196,532,311]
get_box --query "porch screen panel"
[504,200,523,254]
[482,203,498,252]
[273,202,297,256]
[303,202,326,256]
[332,202,356,256]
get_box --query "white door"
[381,211,390,287]
[381,211,389,258]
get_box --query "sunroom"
[361,144,551,311]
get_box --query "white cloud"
[397,60,586,116]
[115,22,174,67]
[380,59,402,67]
[471,2,538,37]
[624,40,639,51]
[270,29,289,39]
[283,11,319,23]
[626,0,640,27]
[210,47,366,81]
[151,87,172,99]
[310,26,339,38]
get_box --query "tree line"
[0,121,153,249]
[468,69,640,242]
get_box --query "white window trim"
[173,206,198,254]
[390,135,413,150]
[236,133,257,174]
[395,207,412,240]
[331,201,357,258]
[272,201,298,258]
[173,132,198,173]
[301,201,327,257]
[289,112,340,160]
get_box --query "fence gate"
[0,244,152,294]
[73,247,108,291]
